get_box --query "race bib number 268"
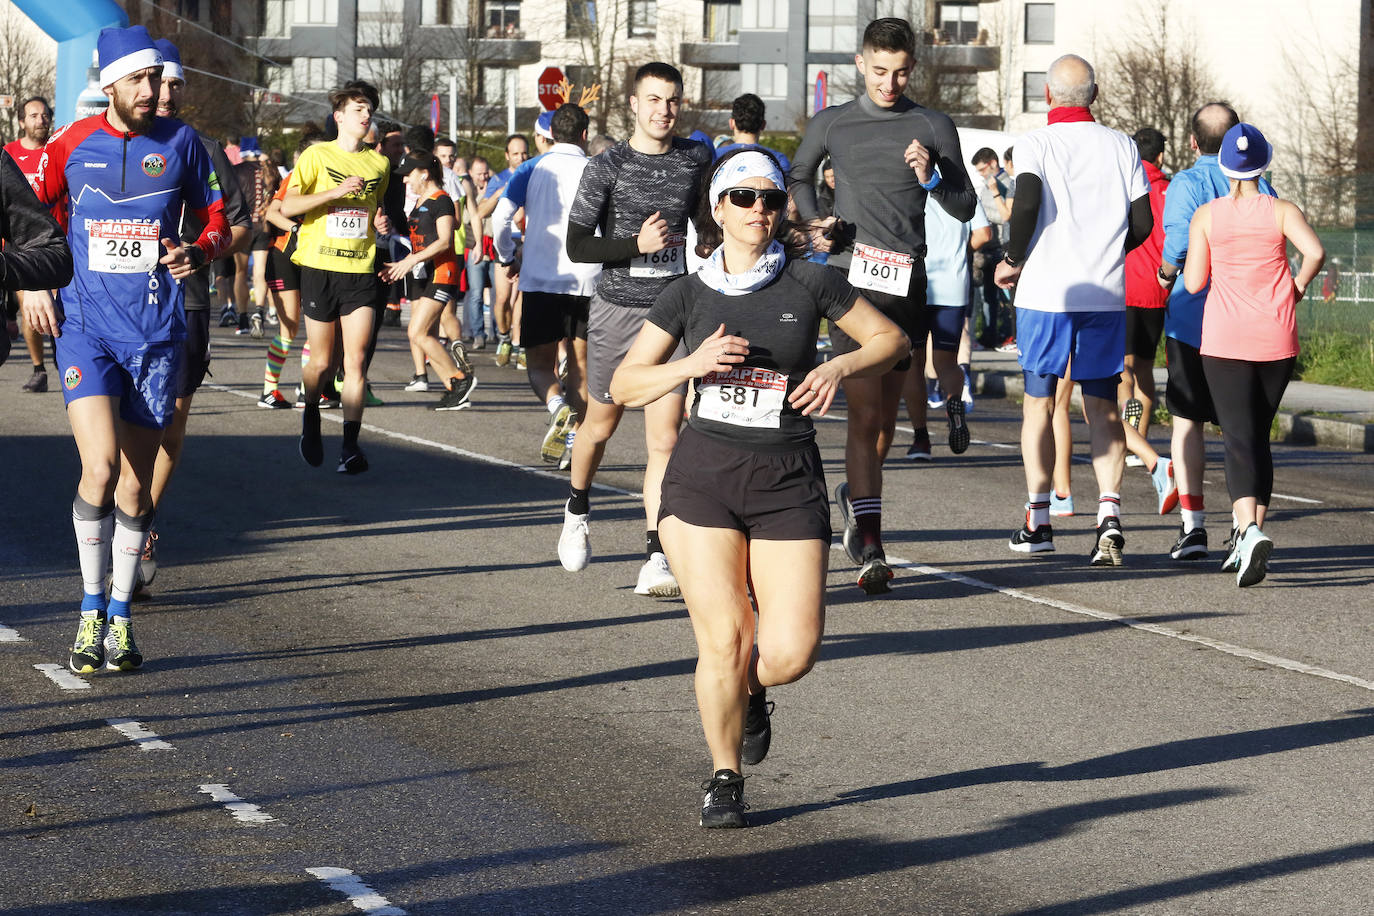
[87,220,160,274]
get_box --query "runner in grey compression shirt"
[567,136,713,308]
[790,93,976,269]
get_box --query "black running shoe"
[1170,525,1208,561]
[299,408,324,467]
[68,612,105,674]
[1123,397,1144,427]
[905,427,932,461]
[857,545,894,595]
[337,443,369,475]
[946,399,970,454]
[103,617,143,671]
[741,689,774,766]
[699,769,748,828]
[448,338,474,377]
[1009,524,1055,554]
[1090,516,1125,567]
[834,482,861,564]
[434,374,475,411]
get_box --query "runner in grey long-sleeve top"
[789,17,975,595]
[558,62,713,599]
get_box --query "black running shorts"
[175,307,211,398]
[826,274,922,373]
[300,266,379,322]
[521,290,590,348]
[267,248,300,292]
[1127,306,1166,360]
[659,425,831,541]
[407,277,459,305]
[1165,336,1218,423]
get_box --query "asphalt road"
[2,325,1372,915]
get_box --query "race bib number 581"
[847,242,914,296]
[697,367,788,429]
[87,220,159,274]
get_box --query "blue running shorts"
[1016,308,1125,400]
[55,330,181,429]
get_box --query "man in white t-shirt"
[994,54,1153,566]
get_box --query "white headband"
[100,48,164,90]
[709,150,785,223]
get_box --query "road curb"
[973,369,1374,453]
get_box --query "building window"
[1023,71,1047,112]
[356,58,402,112]
[294,0,337,25]
[628,0,656,38]
[1025,3,1054,44]
[422,59,462,94]
[292,57,337,91]
[357,0,403,46]
[701,67,741,109]
[741,63,787,98]
[265,62,292,97]
[807,0,855,52]
[742,0,786,31]
[259,0,290,37]
[484,0,522,36]
[937,2,979,44]
[480,66,515,105]
[422,0,461,25]
[704,0,740,42]
[566,0,595,37]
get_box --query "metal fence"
[1301,229,1374,336]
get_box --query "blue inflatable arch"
[12,0,128,124]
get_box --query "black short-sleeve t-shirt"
[407,191,459,284]
[649,258,858,451]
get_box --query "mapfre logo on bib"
[142,153,167,178]
[64,366,82,390]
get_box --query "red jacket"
[1125,159,1169,309]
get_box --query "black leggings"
[1201,355,1295,505]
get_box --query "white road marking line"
[213,383,1362,691]
[106,718,175,751]
[34,663,90,690]
[207,384,636,497]
[1,623,25,641]
[831,544,1374,694]
[306,867,406,915]
[1270,492,1322,504]
[197,784,278,825]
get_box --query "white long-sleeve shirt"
[492,142,600,296]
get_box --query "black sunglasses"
[723,187,788,211]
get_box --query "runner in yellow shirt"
[282,80,390,474]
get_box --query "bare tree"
[1096,0,1219,174]
[0,8,55,141]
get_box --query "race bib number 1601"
[87,220,160,274]
[697,367,788,429]
[847,242,914,296]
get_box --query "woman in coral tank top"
[1182,123,1325,588]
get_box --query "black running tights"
[1201,355,1295,505]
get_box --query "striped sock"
[1027,493,1051,529]
[1097,492,1121,523]
[851,497,882,551]
[1180,493,1205,532]
[264,333,292,394]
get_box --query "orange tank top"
[1200,194,1298,362]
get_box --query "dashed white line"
[198,784,278,825]
[106,718,174,751]
[211,382,1364,692]
[34,663,90,690]
[1,622,26,641]
[306,867,406,915]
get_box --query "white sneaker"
[1125,454,1145,468]
[405,374,430,392]
[635,551,680,597]
[558,507,590,572]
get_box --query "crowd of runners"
[4,18,1324,829]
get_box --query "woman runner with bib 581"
[611,149,907,828]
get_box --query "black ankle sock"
[343,420,361,448]
[646,530,663,557]
[568,487,589,515]
[33,363,45,372]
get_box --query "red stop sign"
[537,67,565,111]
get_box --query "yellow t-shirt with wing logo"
[289,142,391,273]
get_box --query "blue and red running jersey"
[35,113,228,343]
